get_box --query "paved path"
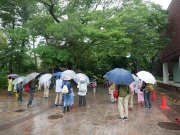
[0,86,180,135]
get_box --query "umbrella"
[106,68,134,85]
[52,72,62,77]
[74,73,90,84]
[22,72,40,86]
[132,74,140,85]
[106,68,119,77]
[39,73,52,83]
[60,70,77,80]
[12,76,25,85]
[7,74,18,78]
[136,71,156,84]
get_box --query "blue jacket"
[62,80,72,94]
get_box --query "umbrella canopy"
[22,72,40,86]
[136,71,156,84]
[7,74,18,78]
[106,68,134,85]
[12,76,25,85]
[60,70,77,80]
[132,74,140,85]
[52,72,62,77]
[39,73,52,83]
[74,73,90,84]
[106,68,119,78]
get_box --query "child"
[135,81,144,106]
[109,83,117,103]
[92,79,97,93]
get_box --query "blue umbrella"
[106,68,134,85]
[52,72,62,77]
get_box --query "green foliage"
[0,76,8,89]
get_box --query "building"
[160,0,180,83]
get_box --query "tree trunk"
[32,38,38,70]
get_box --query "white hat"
[64,76,71,80]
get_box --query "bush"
[0,76,8,89]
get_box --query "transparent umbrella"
[60,70,77,80]
[74,73,90,84]
[136,71,156,84]
[12,76,25,85]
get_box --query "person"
[135,80,144,106]
[144,83,154,110]
[115,84,129,121]
[70,88,75,109]
[43,79,51,98]
[103,78,107,88]
[109,83,117,103]
[17,82,23,102]
[77,76,87,107]
[54,77,63,107]
[92,79,97,93]
[13,81,18,98]
[27,78,37,108]
[62,76,72,113]
[7,77,13,96]
[127,82,135,111]
[108,81,113,95]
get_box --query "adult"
[109,83,117,103]
[115,84,129,121]
[43,79,51,98]
[7,77,13,96]
[144,82,153,109]
[127,82,135,111]
[27,78,37,108]
[77,76,87,107]
[62,76,72,113]
[54,76,63,107]
[17,82,23,102]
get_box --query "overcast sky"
[150,0,172,9]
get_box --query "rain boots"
[63,106,67,113]
[67,106,70,112]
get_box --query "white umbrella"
[136,71,156,84]
[60,70,77,80]
[12,76,25,85]
[39,73,52,83]
[22,72,40,86]
[74,73,90,84]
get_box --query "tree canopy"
[0,0,169,75]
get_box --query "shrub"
[0,76,8,89]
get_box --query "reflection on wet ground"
[0,85,179,135]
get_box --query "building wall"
[160,0,180,62]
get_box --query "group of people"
[108,79,154,121]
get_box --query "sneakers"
[124,117,128,121]
[28,105,34,108]
[119,117,128,121]
[119,117,125,121]
[144,108,149,110]
[54,104,58,107]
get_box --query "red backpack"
[24,82,30,92]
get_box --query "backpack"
[24,82,30,92]
[62,82,69,94]
[79,83,86,92]
[147,83,154,91]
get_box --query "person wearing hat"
[77,76,87,107]
[62,75,72,113]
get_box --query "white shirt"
[77,82,87,96]
[55,79,62,92]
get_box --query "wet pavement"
[0,85,180,135]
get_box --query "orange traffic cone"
[152,90,157,101]
[160,93,169,109]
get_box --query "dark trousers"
[8,91,11,96]
[79,95,86,107]
[17,90,22,101]
[143,90,152,108]
[27,92,34,106]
